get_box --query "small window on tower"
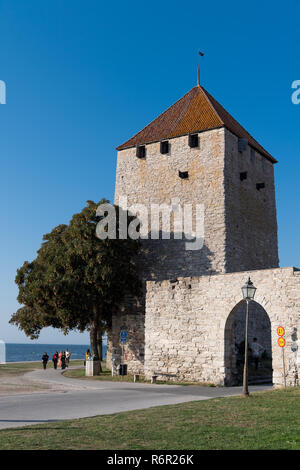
[256,183,265,191]
[188,134,199,148]
[179,171,189,179]
[238,138,248,152]
[136,145,146,159]
[240,172,248,181]
[160,141,169,154]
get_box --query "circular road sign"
[120,330,127,339]
[278,337,286,348]
[277,326,285,337]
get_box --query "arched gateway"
[224,300,272,386]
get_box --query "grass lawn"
[0,387,299,450]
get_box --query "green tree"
[10,200,141,369]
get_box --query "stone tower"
[108,85,279,373]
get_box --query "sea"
[3,343,107,363]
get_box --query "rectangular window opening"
[160,141,169,154]
[136,145,146,159]
[188,134,199,148]
[179,171,189,179]
[256,183,265,191]
[240,172,248,181]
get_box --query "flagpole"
[198,51,204,86]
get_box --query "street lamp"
[241,277,257,397]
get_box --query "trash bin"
[119,364,127,376]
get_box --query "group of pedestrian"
[41,349,72,370]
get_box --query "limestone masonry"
[107,85,299,387]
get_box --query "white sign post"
[277,327,286,388]
[0,340,5,364]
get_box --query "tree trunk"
[90,326,98,359]
[90,304,102,373]
[89,326,102,373]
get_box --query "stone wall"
[106,296,145,375]
[114,128,278,279]
[114,128,227,279]
[224,129,279,272]
[144,267,300,387]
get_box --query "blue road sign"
[120,330,127,339]
[120,337,127,343]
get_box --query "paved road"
[0,368,272,429]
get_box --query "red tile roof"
[116,86,277,163]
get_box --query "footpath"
[0,366,271,430]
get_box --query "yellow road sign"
[277,326,285,337]
[278,337,286,348]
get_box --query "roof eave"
[116,125,224,152]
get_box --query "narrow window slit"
[188,134,199,148]
[160,141,169,154]
[136,145,146,158]
[179,171,189,179]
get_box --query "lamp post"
[241,277,257,397]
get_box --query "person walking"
[42,352,49,370]
[58,350,63,368]
[65,349,71,367]
[52,351,58,370]
[61,351,66,370]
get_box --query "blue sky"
[0,0,299,343]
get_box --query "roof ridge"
[198,86,224,126]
